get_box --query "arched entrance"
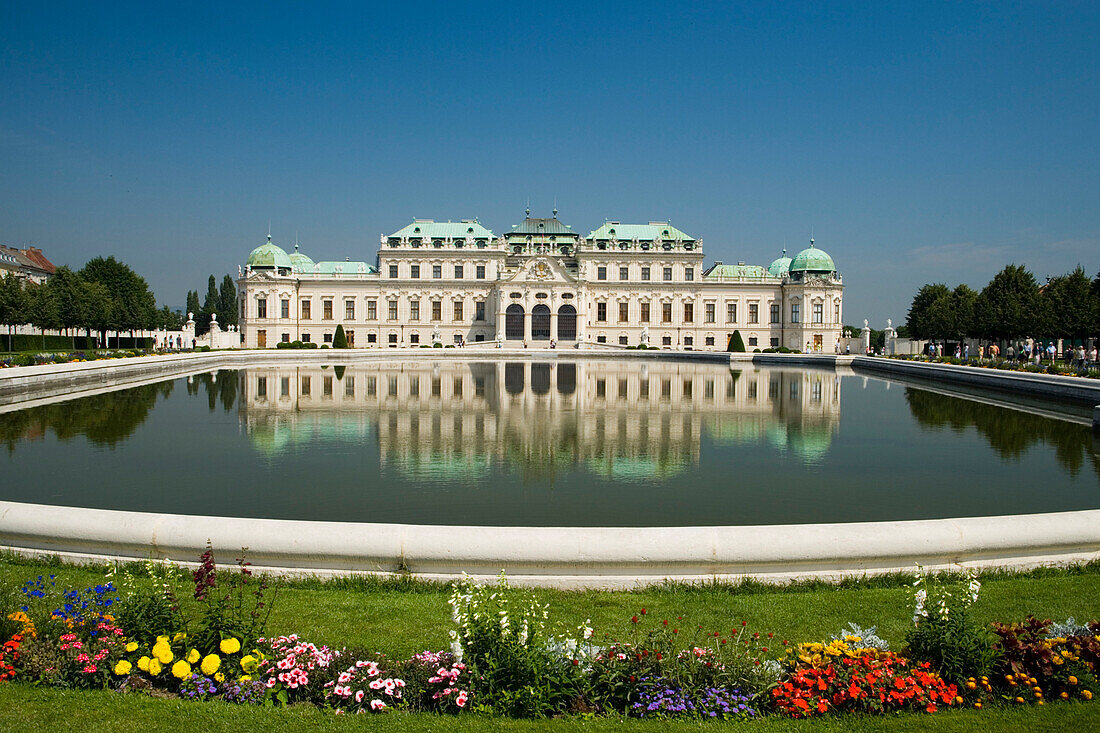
[531,304,551,340]
[505,304,525,340]
[557,304,577,341]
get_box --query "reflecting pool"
[1,360,1097,526]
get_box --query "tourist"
[963,343,969,360]
[1006,344,1015,360]
[1047,342,1056,362]
[1089,345,1097,365]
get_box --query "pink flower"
[83,664,97,674]
[370,699,385,710]
[338,672,352,683]
[455,691,468,707]
[355,690,365,703]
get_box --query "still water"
[1,360,1097,526]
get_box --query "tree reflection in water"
[904,388,1100,480]
[0,380,175,451]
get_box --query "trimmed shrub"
[728,330,746,352]
[332,324,348,349]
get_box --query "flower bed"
[0,553,1097,722]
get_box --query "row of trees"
[906,264,1100,345]
[0,257,181,350]
[185,274,237,335]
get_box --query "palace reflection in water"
[237,361,842,480]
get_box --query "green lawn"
[2,556,1098,731]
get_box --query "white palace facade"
[238,212,843,352]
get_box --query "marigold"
[125,641,138,652]
[171,660,192,679]
[137,656,151,672]
[201,654,221,676]
[113,660,132,676]
[187,648,200,664]
[220,637,241,654]
[1083,690,1093,701]
[152,641,173,664]
[148,658,163,676]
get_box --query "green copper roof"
[509,215,576,237]
[294,260,377,276]
[288,246,314,268]
[767,251,793,277]
[587,221,695,241]
[789,241,836,272]
[389,219,494,240]
[246,236,292,269]
[703,263,769,279]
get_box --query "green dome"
[767,250,792,277]
[288,243,314,269]
[789,240,836,273]
[246,236,292,270]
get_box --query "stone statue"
[863,318,868,329]
[640,326,650,345]
[431,326,442,345]
[887,318,892,329]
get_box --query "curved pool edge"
[2,501,1098,589]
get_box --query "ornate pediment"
[505,256,577,284]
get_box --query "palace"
[237,212,843,351]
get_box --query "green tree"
[332,323,348,348]
[218,274,238,328]
[46,266,86,348]
[946,284,978,344]
[0,274,27,352]
[1042,266,1095,341]
[25,280,60,349]
[199,275,219,334]
[79,256,157,347]
[727,330,746,352]
[81,280,112,348]
[973,264,1040,343]
[906,283,950,342]
[186,290,201,322]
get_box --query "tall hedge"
[332,324,348,349]
[728,330,746,352]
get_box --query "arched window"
[557,304,577,341]
[531,304,551,340]
[505,304,525,340]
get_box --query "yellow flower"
[1069,676,1079,685]
[125,641,139,652]
[148,658,163,676]
[152,641,174,664]
[1083,690,1093,701]
[214,672,226,683]
[220,637,241,654]
[113,660,133,676]
[187,648,201,664]
[156,635,169,644]
[137,656,151,672]
[240,655,258,673]
[171,660,192,679]
[173,632,187,642]
[240,675,251,682]
[201,654,221,676]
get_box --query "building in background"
[237,212,843,352]
[0,245,56,283]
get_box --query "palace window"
[812,303,823,323]
[409,300,420,321]
[453,301,463,321]
[597,266,607,280]
[640,302,650,322]
[619,266,628,280]
[302,333,311,343]
[663,267,672,281]
[387,301,398,320]
[475,301,486,321]
[705,336,715,346]
[727,302,737,323]
[619,335,628,346]
[454,265,463,279]
[433,265,442,279]
[771,337,780,347]
[705,303,715,323]
[410,334,419,344]
[685,267,694,281]
[432,300,442,321]
[597,335,607,343]
[323,333,333,344]
[662,336,672,346]
[748,336,758,346]
[835,303,841,323]
[367,333,376,343]
[345,300,355,320]
[476,264,486,279]
[388,333,397,345]
[597,302,607,322]
[770,304,780,324]
[389,264,398,278]
[619,302,629,322]
[322,300,333,320]
[367,300,377,320]
[749,304,759,324]
[662,302,672,323]
[280,299,289,319]
[791,303,800,324]
[684,336,694,348]
[684,303,694,323]
[256,297,267,318]
[281,333,289,343]
[411,264,420,278]
[641,266,650,281]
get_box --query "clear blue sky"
[2,1,1097,322]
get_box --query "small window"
[684,336,693,347]
[770,337,780,347]
[388,333,397,345]
[367,300,377,320]
[705,303,715,323]
[322,300,333,320]
[662,335,671,346]
[749,304,759,324]
[410,333,419,344]
[619,335,628,345]
[387,301,398,320]
[640,302,650,322]
[323,333,333,343]
[619,302,629,322]
[619,266,628,280]
[432,301,442,321]
[685,267,694,281]
[748,336,758,346]
[367,333,377,343]
[454,265,463,279]
[641,267,650,281]
[389,264,398,278]
[256,298,267,318]
[597,335,607,343]
[684,303,694,323]
[345,300,355,320]
[705,336,714,346]
[453,301,463,321]
[791,303,800,324]
[433,265,442,278]
[663,267,672,281]
[475,301,486,321]
[411,264,420,279]
[662,302,672,323]
[410,300,420,321]
[597,266,607,281]
[281,332,290,343]
[727,302,737,323]
[597,302,607,322]
[770,304,780,324]
[476,265,486,279]
[280,299,289,319]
